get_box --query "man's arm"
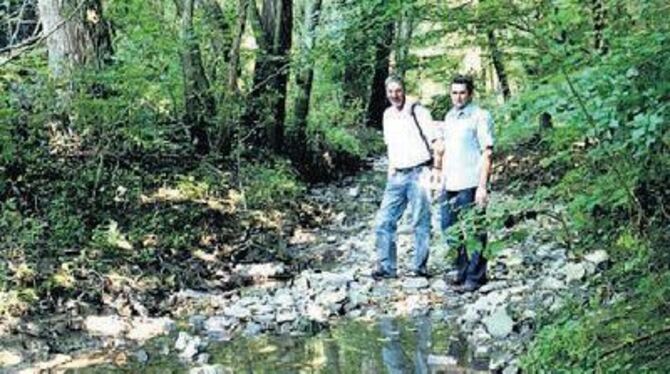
[475,109,495,207]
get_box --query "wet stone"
[484,308,514,339]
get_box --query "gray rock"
[562,262,586,283]
[346,290,369,311]
[503,363,520,374]
[276,309,298,323]
[243,323,263,337]
[315,271,355,288]
[540,277,565,290]
[175,332,203,361]
[134,349,149,364]
[235,263,285,278]
[274,292,294,308]
[459,306,480,327]
[348,186,360,198]
[188,364,230,374]
[475,344,491,358]
[85,315,128,337]
[189,315,207,331]
[196,353,210,364]
[484,308,514,339]
[204,316,235,334]
[253,313,275,325]
[427,354,458,366]
[316,289,347,313]
[127,317,175,342]
[224,304,251,320]
[478,281,506,293]
[489,351,513,371]
[430,279,448,293]
[584,250,609,266]
[0,350,22,366]
[403,277,430,290]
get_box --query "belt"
[395,159,432,173]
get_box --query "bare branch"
[0,0,84,67]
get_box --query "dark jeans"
[439,187,488,285]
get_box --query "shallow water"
[75,316,485,373]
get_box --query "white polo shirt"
[441,103,494,191]
[383,101,437,170]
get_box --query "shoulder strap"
[410,102,432,158]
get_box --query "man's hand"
[431,168,442,191]
[475,186,488,208]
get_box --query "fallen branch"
[600,325,670,359]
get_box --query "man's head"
[450,74,474,109]
[385,75,405,109]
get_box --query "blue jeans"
[439,188,488,284]
[375,166,431,275]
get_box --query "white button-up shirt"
[441,103,494,191]
[383,101,437,170]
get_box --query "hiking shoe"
[408,269,431,278]
[371,269,397,280]
[446,272,465,286]
[456,280,481,293]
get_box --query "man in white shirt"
[438,75,494,292]
[372,76,442,280]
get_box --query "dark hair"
[384,75,404,89]
[451,74,475,94]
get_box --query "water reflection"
[82,316,472,373]
[203,316,466,373]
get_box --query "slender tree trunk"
[365,19,393,129]
[227,0,248,93]
[292,0,322,165]
[37,0,113,77]
[394,9,413,80]
[200,0,231,59]
[248,0,293,152]
[199,0,231,80]
[487,29,510,101]
[592,0,607,54]
[181,0,215,154]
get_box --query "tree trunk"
[248,0,293,152]
[291,0,322,165]
[592,0,607,54]
[365,19,393,129]
[181,0,215,154]
[487,29,511,101]
[227,0,248,93]
[199,0,232,80]
[394,9,413,80]
[37,0,113,77]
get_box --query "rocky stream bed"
[0,158,609,373]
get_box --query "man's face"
[386,81,405,109]
[450,83,472,109]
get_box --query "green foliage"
[240,158,304,209]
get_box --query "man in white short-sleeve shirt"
[437,75,494,292]
[372,75,442,280]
